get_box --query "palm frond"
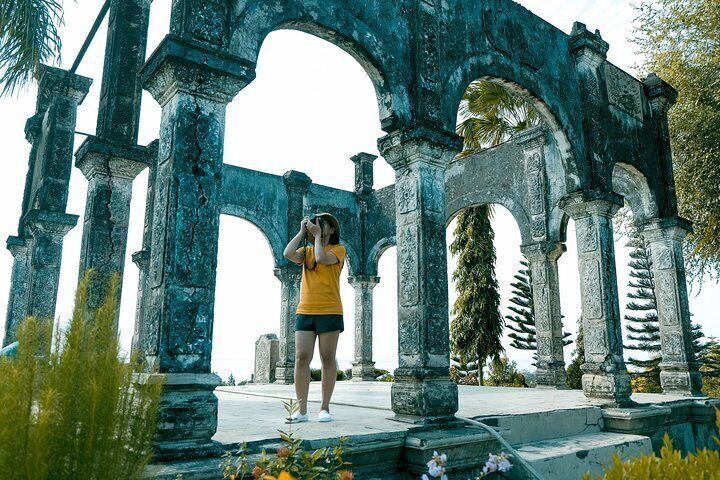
[0,0,64,95]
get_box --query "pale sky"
[0,0,717,383]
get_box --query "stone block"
[254,334,279,384]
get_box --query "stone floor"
[214,382,689,445]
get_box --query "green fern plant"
[0,271,162,479]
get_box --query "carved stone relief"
[605,63,644,121]
[399,226,419,306]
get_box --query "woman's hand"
[300,217,309,235]
[306,219,321,238]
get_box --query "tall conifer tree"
[566,319,584,389]
[450,204,503,385]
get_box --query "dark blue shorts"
[295,314,344,333]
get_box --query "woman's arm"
[283,219,308,264]
[311,227,339,265]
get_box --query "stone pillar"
[521,242,568,388]
[351,152,377,195]
[134,36,254,454]
[378,125,461,419]
[561,191,632,405]
[24,211,79,321]
[254,334,279,384]
[640,218,702,395]
[273,265,301,384]
[349,275,379,381]
[3,237,29,347]
[75,140,151,315]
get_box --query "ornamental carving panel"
[534,289,550,332]
[482,5,547,71]
[399,226,419,306]
[661,332,683,356]
[581,260,603,319]
[655,245,673,270]
[397,176,418,214]
[578,218,598,253]
[605,63,644,121]
[585,325,608,355]
[399,316,420,355]
[657,275,679,326]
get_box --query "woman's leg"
[294,331,317,415]
[317,330,341,412]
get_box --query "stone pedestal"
[138,36,254,450]
[254,333,279,383]
[3,237,29,347]
[273,265,301,384]
[560,191,632,406]
[641,218,702,396]
[378,125,461,419]
[349,275,379,381]
[521,242,568,388]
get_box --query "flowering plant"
[476,452,513,478]
[422,451,448,480]
[221,399,352,480]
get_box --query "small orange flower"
[252,466,267,478]
[338,470,354,480]
[278,472,297,480]
[277,446,292,458]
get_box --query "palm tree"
[0,0,64,95]
[450,80,540,382]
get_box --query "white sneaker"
[286,411,308,423]
[317,410,333,423]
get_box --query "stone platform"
[147,383,719,480]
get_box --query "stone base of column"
[535,362,568,389]
[660,365,703,396]
[274,363,295,384]
[581,371,634,406]
[391,373,458,419]
[351,361,376,381]
[134,372,222,459]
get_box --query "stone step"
[515,431,652,480]
[476,406,604,445]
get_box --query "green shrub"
[0,272,162,479]
[309,368,348,381]
[484,356,527,388]
[585,410,720,479]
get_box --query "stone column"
[560,191,632,405]
[640,218,702,395]
[75,141,151,315]
[521,242,568,388]
[134,36,254,454]
[24,211,79,321]
[273,265,301,384]
[378,125,461,419]
[3,237,29,347]
[349,275,379,381]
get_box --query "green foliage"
[634,0,720,281]
[505,259,571,364]
[0,271,162,479]
[450,205,503,385]
[221,399,352,480]
[450,354,480,385]
[456,80,541,155]
[0,0,64,94]
[484,355,527,388]
[566,318,584,390]
[309,369,349,381]
[584,410,720,479]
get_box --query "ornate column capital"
[282,170,312,192]
[75,136,153,181]
[6,236,28,257]
[274,264,302,282]
[643,73,678,115]
[348,275,380,289]
[377,124,463,170]
[521,241,566,262]
[513,125,548,150]
[24,210,78,237]
[568,22,609,67]
[35,65,93,110]
[141,35,255,106]
[639,216,692,241]
[559,190,624,220]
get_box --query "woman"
[283,212,346,423]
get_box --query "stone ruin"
[254,333,279,384]
[1,0,703,456]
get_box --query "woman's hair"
[321,217,340,245]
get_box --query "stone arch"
[219,207,286,268]
[442,57,584,192]
[611,162,659,225]
[367,235,396,277]
[445,195,532,245]
[228,2,411,129]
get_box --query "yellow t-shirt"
[295,244,346,315]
